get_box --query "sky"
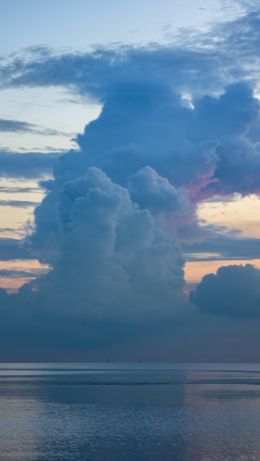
[1,0,260,361]
[0,0,241,55]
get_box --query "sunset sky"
[1,0,260,361]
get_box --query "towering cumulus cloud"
[32,166,186,320]
[2,10,260,357]
[1,165,187,350]
[18,81,260,343]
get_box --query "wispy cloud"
[0,150,60,178]
[0,237,31,260]
[0,199,39,207]
[0,185,40,193]
[184,235,260,260]
[0,118,69,136]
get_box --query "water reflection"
[0,364,260,460]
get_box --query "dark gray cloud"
[0,150,60,178]
[190,264,260,317]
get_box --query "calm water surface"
[0,363,260,460]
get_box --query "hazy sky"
[1,0,260,361]
[0,0,240,55]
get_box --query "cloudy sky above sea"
[1,0,260,361]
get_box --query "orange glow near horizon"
[198,195,260,238]
[1,277,35,292]
[185,259,260,284]
[0,177,45,239]
[0,259,50,292]
[0,260,49,271]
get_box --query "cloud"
[184,235,260,260]
[7,76,260,352]
[1,44,226,99]
[0,150,60,178]
[128,166,190,213]
[218,10,260,75]
[0,119,37,133]
[0,118,65,136]
[0,200,39,207]
[0,238,31,260]
[0,185,40,193]
[190,264,260,317]
[128,166,197,240]
[0,269,45,279]
[2,14,260,196]
[31,166,186,317]
[2,10,260,97]
[49,81,260,200]
[1,10,260,357]
[0,167,189,351]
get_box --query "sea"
[0,363,260,460]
